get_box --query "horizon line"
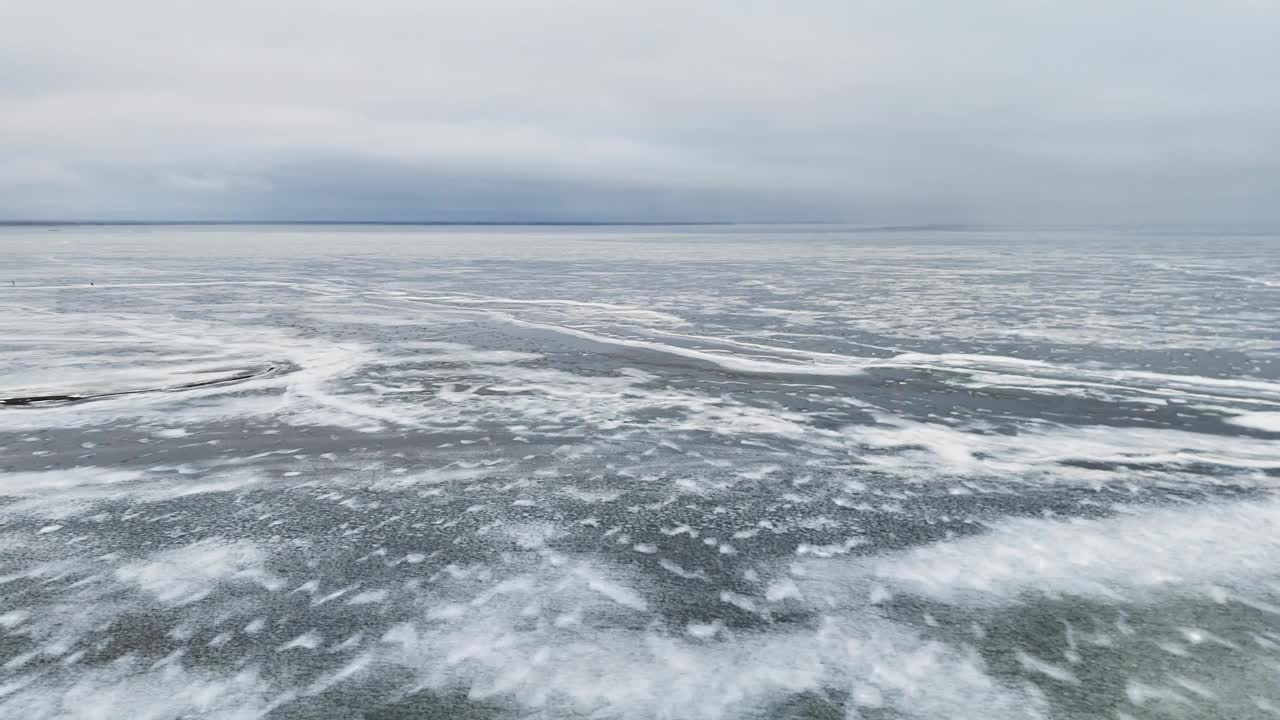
[1,220,1277,234]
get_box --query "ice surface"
[1,225,1278,719]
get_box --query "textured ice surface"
[1,225,1278,719]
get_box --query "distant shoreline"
[0,220,737,228]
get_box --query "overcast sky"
[2,1,1278,223]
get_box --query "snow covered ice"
[1,224,1278,719]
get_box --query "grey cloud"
[2,0,1278,222]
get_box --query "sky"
[2,0,1278,223]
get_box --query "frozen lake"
[1,224,1278,719]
